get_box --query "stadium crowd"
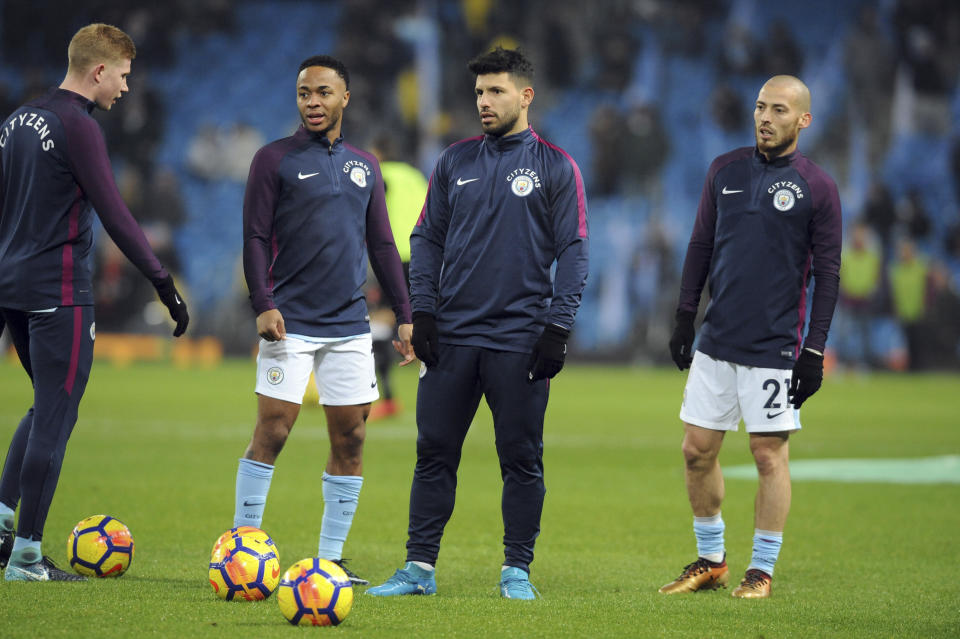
[0,0,958,370]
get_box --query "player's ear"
[798,111,811,130]
[92,63,106,84]
[520,86,534,109]
[341,90,350,108]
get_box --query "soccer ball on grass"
[208,532,280,601]
[66,514,134,577]
[277,557,353,626]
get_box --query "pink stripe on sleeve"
[530,129,587,238]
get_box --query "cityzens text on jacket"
[766,180,803,199]
[0,112,56,151]
[505,167,541,189]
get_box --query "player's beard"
[756,126,797,158]
[481,106,521,138]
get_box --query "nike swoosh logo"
[298,171,320,180]
[721,187,743,194]
[456,177,479,185]
[174,294,182,305]
[242,499,265,507]
[766,410,786,419]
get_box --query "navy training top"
[243,125,412,338]
[0,88,167,309]
[678,146,842,369]
[410,126,589,353]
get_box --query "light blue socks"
[749,529,783,576]
[233,458,274,529]
[317,472,362,560]
[693,513,725,563]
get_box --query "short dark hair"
[467,47,534,85]
[298,55,349,89]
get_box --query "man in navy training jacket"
[0,23,189,582]
[368,47,589,600]
[236,55,413,586]
[660,75,842,599]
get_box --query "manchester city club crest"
[349,166,367,188]
[773,188,795,211]
[511,174,534,197]
[267,366,284,385]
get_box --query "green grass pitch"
[0,358,958,637]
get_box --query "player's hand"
[527,324,570,382]
[789,348,823,409]
[393,323,415,366]
[256,309,286,342]
[154,275,189,337]
[411,312,438,367]
[669,310,696,370]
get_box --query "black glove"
[669,309,696,370]
[788,348,823,409]
[527,324,570,382]
[411,312,439,367]
[154,275,189,337]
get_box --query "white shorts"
[255,335,378,406]
[679,351,801,433]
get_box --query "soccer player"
[236,55,413,586]
[0,23,189,582]
[660,75,841,598]
[368,47,589,600]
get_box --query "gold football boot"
[731,569,771,598]
[658,557,729,594]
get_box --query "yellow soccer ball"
[208,534,280,601]
[277,558,353,626]
[67,514,134,577]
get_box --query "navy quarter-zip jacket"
[678,146,842,369]
[243,126,411,337]
[410,126,589,353]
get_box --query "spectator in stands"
[862,182,898,259]
[836,222,883,368]
[914,262,960,370]
[710,84,745,133]
[897,188,931,242]
[943,222,960,289]
[763,20,804,76]
[187,122,264,182]
[718,22,763,76]
[621,102,669,200]
[889,236,930,370]
[589,104,626,196]
[892,0,957,135]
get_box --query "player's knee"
[496,438,541,466]
[330,426,364,461]
[752,447,786,477]
[681,438,717,470]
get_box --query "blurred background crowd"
[1,0,958,370]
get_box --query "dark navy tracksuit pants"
[0,306,94,541]
[406,344,549,574]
